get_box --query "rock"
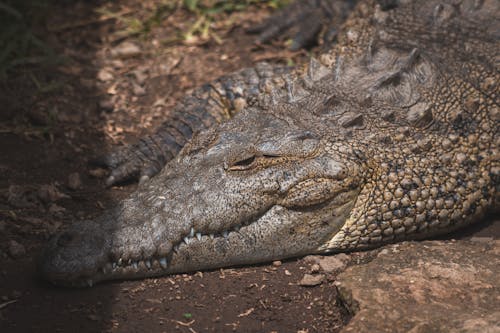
[38,184,69,203]
[272,260,282,267]
[377,248,390,257]
[26,108,50,126]
[98,98,114,112]
[110,59,124,68]
[310,264,321,273]
[89,168,107,178]
[79,77,95,89]
[48,203,66,215]
[132,82,146,96]
[318,254,350,273]
[7,185,38,208]
[131,67,149,84]
[8,240,26,258]
[110,41,142,58]
[56,110,84,124]
[334,253,350,262]
[97,68,114,82]
[298,274,325,287]
[87,314,101,321]
[469,236,494,243]
[67,172,82,190]
[303,255,322,264]
[336,240,500,333]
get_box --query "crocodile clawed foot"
[91,140,165,187]
[247,0,357,50]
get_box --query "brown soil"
[0,1,497,333]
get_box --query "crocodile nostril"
[57,232,74,247]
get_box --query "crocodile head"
[39,108,363,287]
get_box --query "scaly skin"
[39,0,499,287]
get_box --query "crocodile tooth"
[173,244,180,253]
[132,262,138,269]
[145,260,152,269]
[209,234,215,239]
[196,232,202,241]
[128,259,132,265]
[184,237,191,244]
[112,262,117,269]
[222,231,229,238]
[118,258,123,266]
[87,279,93,287]
[190,227,195,238]
[159,258,168,269]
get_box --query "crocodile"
[39,0,499,287]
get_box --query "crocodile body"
[40,0,499,287]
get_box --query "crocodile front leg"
[97,62,293,186]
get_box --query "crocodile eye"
[226,153,288,172]
[227,155,256,171]
[233,155,256,167]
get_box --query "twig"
[0,300,18,310]
[171,319,195,327]
[237,307,255,317]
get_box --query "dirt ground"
[0,1,498,332]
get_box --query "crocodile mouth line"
[61,213,265,288]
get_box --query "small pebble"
[8,240,26,258]
[110,41,142,58]
[132,82,146,96]
[89,168,107,178]
[67,172,82,190]
[97,68,114,82]
[99,99,114,112]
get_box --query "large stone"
[298,274,325,287]
[336,240,499,333]
[318,254,350,273]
